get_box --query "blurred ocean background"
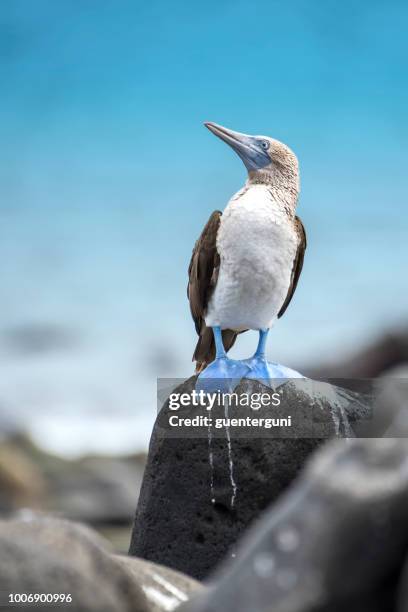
[0,0,407,456]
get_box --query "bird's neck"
[246,167,299,218]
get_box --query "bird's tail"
[193,326,237,373]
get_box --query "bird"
[187,122,306,384]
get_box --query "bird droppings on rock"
[183,438,408,612]
[129,375,371,579]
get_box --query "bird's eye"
[260,140,269,150]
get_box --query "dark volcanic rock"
[129,376,369,579]
[184,438,408,612]
[305,326,408,381]
[366,368,408,438]
[397,553,408,612]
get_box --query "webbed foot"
[242,329,304,388]
[242,356,302,389]
[197,357,251,394]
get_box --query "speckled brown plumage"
[278,216,307,318]
[187,126,307,372]
[187,210,306,372]
[187,211,239,372]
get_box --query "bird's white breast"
[205,185,298,331]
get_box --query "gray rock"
[115,556,202,612]
[359,366,408,437]
[130,376,370,579]
[0,515,201,612]
[184,438,408,612]
[0,516,148,611]
[305,327,408,381]
[397,551,408,612]
[51,455,144,525]
[0,435,146,527]
[0,442,46,512]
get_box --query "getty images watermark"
[168,389,282,410]
[167,388,290,430]
[156,378,388,439]
[152,383,302,438]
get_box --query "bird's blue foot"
[242,355,276,387]
[195,327,303,394]
[242,356,302,389]
[197,356,251,394]
[196,326,251,393]
[242,329,303,389]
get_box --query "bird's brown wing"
[187,211,238,371]
[278,216,307,318]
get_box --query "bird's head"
[204,122,299,203]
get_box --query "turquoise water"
[0,0,407,454]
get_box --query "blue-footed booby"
[188,122,306,385]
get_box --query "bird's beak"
[204,122,270,172]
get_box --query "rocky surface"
[0,441,46,512]
[365,366,408,437]
[129,375,371,579]
[184,438,408,612]
[4,414,408,611]
[49,454,144,525]
[0,434,146,551]
[305,326,408,381]
[0,515,201,612]
[0,516,148,611]
[116,556,202,612]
